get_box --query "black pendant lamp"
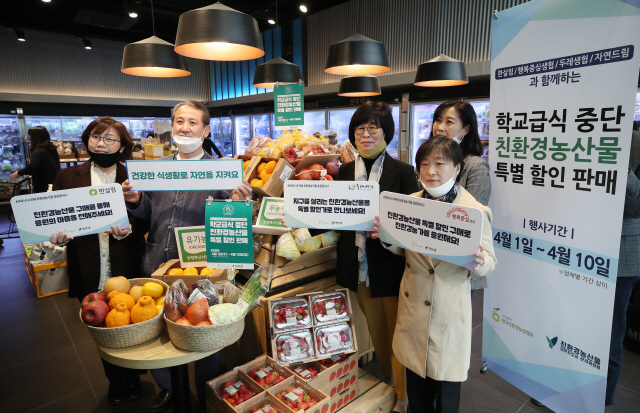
[122,36,190,77]
[253,57,302,89]
[414,54,468,87]
[338,75,381,97]
[253,1,302,89]
[175,2,264,61]
[325,34,390,75]
[122,1,190,77]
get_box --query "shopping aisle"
[0,218,639,412]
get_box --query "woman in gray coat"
[429,101,491,293]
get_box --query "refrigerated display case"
[25,116,63,140]
[61,117,96,141]
[329,108,357,146]
[234,116,251,155]
[387,106,400,159]
[221,117,234,157]
[252,114,270,138]
[270,115,284,139]
[210,118,222,154]
[0,115,25,178]
[304,111,326,134]
[467,100,490,160]
[410,103,439,166]
[129,118,148,139]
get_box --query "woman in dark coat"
[51,117,147,406]
[9,126,60,193]
[335,101,419,413]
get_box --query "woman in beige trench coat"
[373,137,497,413]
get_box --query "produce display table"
[97,329,221,413]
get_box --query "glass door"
[221,116,234,157]
[329,108,357,145]
[210,118,223,154]
[25,116,63,140]
[234,116,251,155]
[61,117,96,141]
[387,105,400,159]
[129,118,146,139]
[251,114,271,138]
[0,115,25,176]
[270,115,284,139]
[304,110,326,135]
[410,103,441,166]
[466,100,491,161]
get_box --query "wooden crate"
[150,259,227,287]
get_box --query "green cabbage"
[294,229,322,252]
[276,232,301,259]
[321,231,340,248]
[208,303,242,325]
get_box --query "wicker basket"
[79,278,169,349]
[165,314,245,352]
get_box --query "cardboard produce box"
[207,369,265,413]
[267,375,330,413]
[246,157,294,197]
[307,353,359,391]
[319,367,357,400]
[341,382,394,413]
[151,258,227,287]
[267,289,358,368]
[330,386,359,413]
[234,391,293,413]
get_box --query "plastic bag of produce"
[295,164,326,180]
[340,140,357,163]
[236,264,273,315]
[164,280,187,321]
[276,232,301,260]
[224,283,241,304]
[208,303,242,325]
[293,229,322,253]
[213,281,230,295]
[187,279,220,306]
[321,230,340,248]
[245,136,271,156]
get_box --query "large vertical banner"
[483,1,640,412]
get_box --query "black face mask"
[88,149,120,168]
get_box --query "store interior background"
[0,0,639,412]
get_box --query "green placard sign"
[274,83,304,130]
[257,197,285,227]
[174,226,207,267]
[205,201,254,270]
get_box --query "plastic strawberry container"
[271,298,312,332]
[315,323,354,356]
[247,365,287,389]
[273,329,315,364]
[317,354,349,368]
[290,362,321,380]
[310,291,350,325]
[217,378,257,407]
[274,386,320,412]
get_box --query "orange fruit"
[200,268,214,276]
[105,303,131,328]
[167,268,183,275]
[257,163,267,173]
[107,291,135,311]
[250,179,263,187]
[131,296,158,324]
[265,160,277,174]
[183,267,198,276]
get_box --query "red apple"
[81,292,107,308]
[82,300,109,326]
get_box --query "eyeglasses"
[89,134,120,146]
[354,125,379,136]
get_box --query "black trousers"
[101,358,146,385]
[406,368,461,413]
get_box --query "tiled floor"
[1,216,639,412]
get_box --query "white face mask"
[172,129,205,154]
[451,126,468,145]
[421,176,456,198]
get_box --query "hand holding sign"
[121,179,140,206]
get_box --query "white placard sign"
[126,159,243,192]
[284,181,379,231]
[11,184,129,244]
[378,191,484,269]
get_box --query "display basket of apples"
[79,277,168,349]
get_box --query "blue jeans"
[605,276,638,405]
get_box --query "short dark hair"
[348,101,394,146]
[429,100,483,157]
[171,100,210,126]
[81,117,134,162]
[415,136,465,173]
[27,126,51,153]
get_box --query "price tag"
[330,355,341,361]
[299,369,311,377]
[290,347,301,357]
[285,392,299,402]
[285,308,297,325]
[256,370,267,378]
[224,386,237,395]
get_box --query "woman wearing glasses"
[335,101,419,413]
[51,117,148,406]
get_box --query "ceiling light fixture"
[300,5,307,13]
[253,0,303,89]
[414,54,468,87]
[16,29,25,41]
[129,11,138,18]
[325,0,390,76]
[121,0,191,77]
[268,19,275,24]
[338,75,381,97]
[84,39,92,50]
[42,0,52,3]
[175,2,264,61]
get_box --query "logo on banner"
[492,307,500,322]
[285,86,293,93]
[546,336,558,349]
[223,204,234,216]
[89,189,98,196]
[446,207,470,222]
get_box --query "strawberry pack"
[272,298,311,332]
[311,292,350,325]
[250,402,281,413]
[275,386,319,411]
[315,323,354,356]
[217,379,256,406]
[291,364,320,380]
[248,366,286,389]
[273,329,315,364]
[317,354,349,368]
